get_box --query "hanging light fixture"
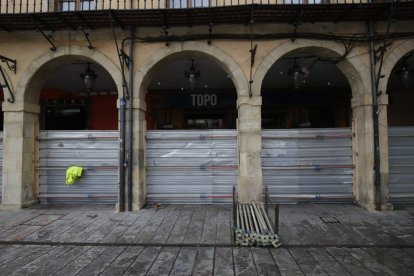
[80,63,97,91]
[288,59,305,89]
[400,64,413,89]
[184,59,200,91]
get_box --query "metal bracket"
[250,44,257,68]
[119,49,130,69]
[163,25,169,46]
[0,66,15,103]
[79,26,94,49]
[208,22,213,45]
[248,7,256,98]
[163,12,170,46]
[291,8,304,42]
[0,54,16,74]
[375,3,394,96]
[37,29,57,51]
[208,11,214,45]
[375,41,392,62]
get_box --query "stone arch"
[252,40,388,210]
[15,45,123,105]
[134,41,249,105]
[379,39,414,93]
[131,41,252,208]
[253,40,369,98]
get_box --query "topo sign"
[191,94,217,106]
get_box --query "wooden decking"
[0,203,413,275]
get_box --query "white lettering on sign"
[191,94,217,106]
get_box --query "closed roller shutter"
[0,132,2,201]
[146,130,237,204]
[388,127,414,203]
[262,128,353,202]
[38,131,118,204]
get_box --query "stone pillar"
[132,98,146,210]
[378,95,393,211]
[237,95,263,203]
[352,95,376,210]
[117,97,146,211]
[352,92,393,211]
[1,102,40,209]
[352,91,394,210]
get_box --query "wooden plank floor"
[0,203,412,275]
[1,244,413,275]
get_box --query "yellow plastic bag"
[66,166,83,185]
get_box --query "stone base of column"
[0,200,38,210]
[353,200,394,211]
[353,200,377,211]
[381,203,394,211]
[115,200,145,212]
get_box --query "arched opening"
[387,51,414,126]
[260,47,353,203]
[25,55,119,205]
[147,58,237,130]
[41,62,118,131]
[143,53,238,204]
[387,50,414,203]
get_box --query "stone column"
[352,95,376,210]
[237,95,263,203]
[1,102,40,209]
[352,92,393,211]
[132,98,146,210]
[378,95,393,210]
[117,97,146,211]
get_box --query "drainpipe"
[119,97,126,212]
[127,27,134,212]
[110,16,128,212]
[368,21,381,211]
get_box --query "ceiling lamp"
[288,59,306,89]
[400,64,413,89]
[80,63,97,91]
[184,59,200,91]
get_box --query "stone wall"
[0,21,412,210]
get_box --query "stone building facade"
[0,0,413,211]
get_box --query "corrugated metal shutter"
[262,128,353,202]
[388,127,414,203]
[0,132,2,201]
[146,130,237,204]
[38,131,118,204]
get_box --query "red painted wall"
[89,95,118,130]
[40,89,118,130]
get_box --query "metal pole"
[265,185,269,215]
[275,203,279,234]
[119,98,126,212]
[243,204,249,235]
[253,202,268,234]
[244,204,252,239]
[127,26,134,212]
[239,204,245,232]
[249,204,260,234]
[233,185,237,230]
[368,21,382,211]
[260,204,274,235]
[236,202,240,229]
